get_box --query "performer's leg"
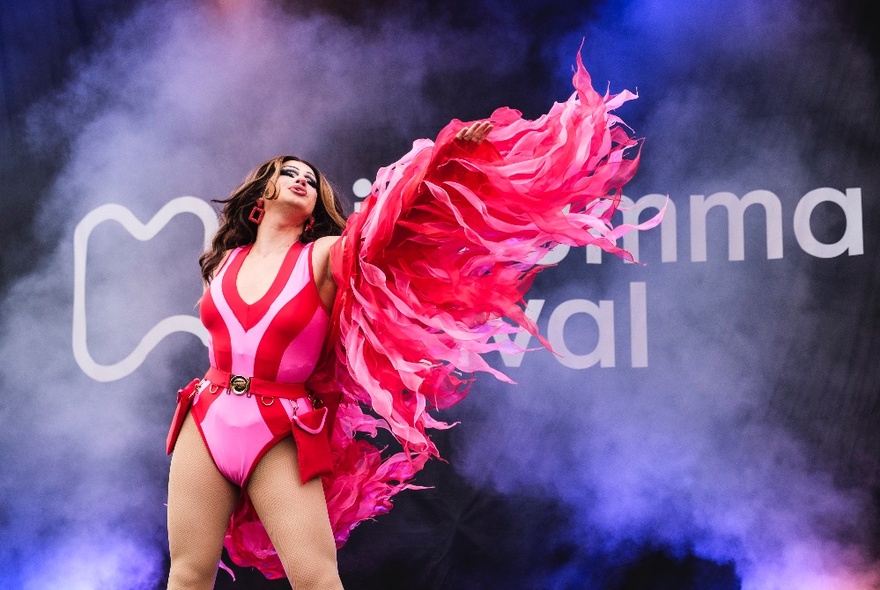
[167,414,239,590]
[247,436,344,590]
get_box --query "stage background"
[0,1,878,589]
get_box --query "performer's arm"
[312,235,341,309]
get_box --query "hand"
[455,120,493,144]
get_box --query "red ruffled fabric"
[225,53,660,576]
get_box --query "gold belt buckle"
[229,375,251,396]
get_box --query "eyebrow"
[282,164,316,181]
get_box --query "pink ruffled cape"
[224,53,660,579]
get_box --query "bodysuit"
[174,241,330,487]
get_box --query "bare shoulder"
[204,249,232,287]
[312,235,340,257]
[217,249,232,269]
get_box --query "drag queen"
[165,54,657,589]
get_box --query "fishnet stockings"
[166,414,344,590]
[167,414,238,590]
[248,436,344,590]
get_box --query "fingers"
[455,120,494,143]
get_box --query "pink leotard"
[192,241,329,487]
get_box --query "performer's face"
[277,159,319,215]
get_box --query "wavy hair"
[199,155,347,283]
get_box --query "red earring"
[248,198,265,224]
[305,216,315,232]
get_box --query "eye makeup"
[280,165,317,188]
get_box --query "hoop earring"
[248,198,265,224]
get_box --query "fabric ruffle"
[311,52,659,548]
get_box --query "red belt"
[203,367,308,400]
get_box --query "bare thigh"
[167,413,239,590]
[247,436,343,590]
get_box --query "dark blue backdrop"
[1,1,878,589]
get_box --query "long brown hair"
[199,155,347,283]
